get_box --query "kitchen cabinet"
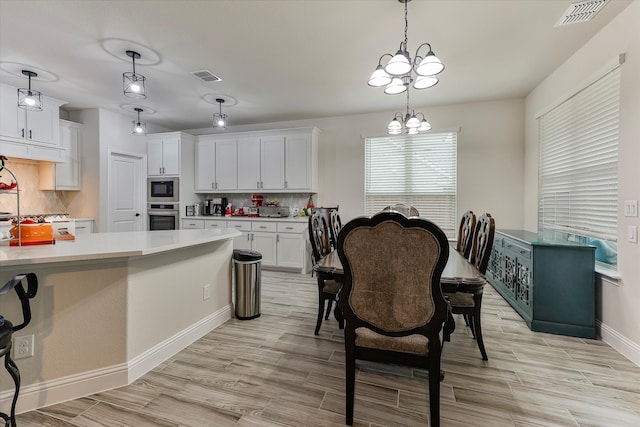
[486,229,596,338]
[195,127,319,194]
[0,83,66,162]
[147,132,180,176]
[39,120,82,190]
[180,217,309,272]
[194,136,237,191]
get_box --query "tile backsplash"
[0,160,74,215]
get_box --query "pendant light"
[212,98,227,129]
[386,90,431,135]
[368,0,444,94]
[123,50,147,99]
[17,70,43,111]
[131,108,147,135]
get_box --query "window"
[364,132,457,237]
[538,66,620,268]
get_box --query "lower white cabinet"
[181,218,308,271]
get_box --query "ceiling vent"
[555,0,608,27]
[190,70,222,83]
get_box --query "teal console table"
[486,230,596,338]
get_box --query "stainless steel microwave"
[147,177,179,202]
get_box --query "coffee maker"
[203,197,227,216]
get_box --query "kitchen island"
[0,228,240,414]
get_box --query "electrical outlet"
[203,284,211,300]
[628,226,638,244]
[13,334,34,359]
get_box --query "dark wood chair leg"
[345,346,356,426]
[428,342,441,427]
[314,286,325,335]
[325,298,333,320]
[473,296,488,360]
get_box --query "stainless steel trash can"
[233,249,262,320]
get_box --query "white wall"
[70,108,170,232]
[187,97,526,229]
[524,2,640,362]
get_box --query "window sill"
[595,262,621,285]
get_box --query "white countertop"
[0,228,241,267]
[184,215,310,222]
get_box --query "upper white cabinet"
[40,119,82,190]
[0,83,66,162]
[147,132,181,176]
[195,127,318,194]
[195,136,238,191]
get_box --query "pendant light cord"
[403,0,408,52]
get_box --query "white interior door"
[109,151,145,232]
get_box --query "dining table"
[313,242,488,338]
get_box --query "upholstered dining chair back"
[469,213,495,274]
[337,211,449,426]
[457,210,476,259]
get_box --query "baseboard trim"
[1,304,232,414]
[598,320,640,367]
[128,304,232,382]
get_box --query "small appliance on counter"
[203,197,227,216]
[10,220,55,246]
[258,206,291,218]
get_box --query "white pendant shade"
[406,115,421,128]
[416,53,445,76]
[413,75,439,90]
[388,128,402,135]
[388,118,402,131]
[407,127,419,135]
[368,66,392,87]
[418,120,432,132]
[384,77,407,95]
[384,51,412,76]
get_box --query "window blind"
[538,66,620,241]
[365,132,457,237]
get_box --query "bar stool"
[0,273,38,427]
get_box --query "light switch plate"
[624,200,638,217]
[628,226,638,244]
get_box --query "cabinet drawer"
[252,222,277,233]
[182,219,204,229]
[504,239,531,260]
[277,222,306,234]
[205,220,227,229]
[227,220,251,232]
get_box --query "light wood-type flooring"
[16,270,640,426]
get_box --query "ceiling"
[0,0,632,131]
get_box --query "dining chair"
[337,211,449,426]
[308,213,342,335]
[457,210,476,259]
[445,213,495,360]
[381,204,420,217]
[328,209,342,249]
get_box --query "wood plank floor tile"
[16,270,640,427]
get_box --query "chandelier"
[387,90,431,135]
[212,98,227,129]
[368,0,444,95]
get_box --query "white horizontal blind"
[538,67,620,241]
[365,132,457,237]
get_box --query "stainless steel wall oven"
[148,203,179,230]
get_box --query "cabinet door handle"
[247,233,250,241]
[520,250,527,255]
[251,233,254,241]
[259,226,266,229]
[21,128,25,138]
[29,130,33,139]
[285,226,293,230]
[277,234,280,243]
[257,181,260,188]
[212,182,215,189]
[284,180,288,189]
